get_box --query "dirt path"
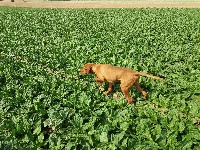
[1,0,200,8]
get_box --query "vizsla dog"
[80,63,164,105]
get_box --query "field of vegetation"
[0,7,200,149]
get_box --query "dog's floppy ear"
[84,63,94,74]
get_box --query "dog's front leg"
[95,77,105,91]
[105,83,113,95]
[95,77,103,86]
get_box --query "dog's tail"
[134,72,165,81]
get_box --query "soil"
[1,0,200,8]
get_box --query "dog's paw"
[97,86,104,91]
[142,91,148,99]
[113,93,121,100]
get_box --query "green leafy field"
[0,7,200,149]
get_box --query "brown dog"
[80,63,164,105]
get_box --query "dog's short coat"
[80,63,164,105]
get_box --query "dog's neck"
[90,65,96,74]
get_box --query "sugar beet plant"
[0,7,200,149]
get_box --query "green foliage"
[0,7,200,149]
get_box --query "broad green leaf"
[100,132,108,143]
[38,133,44,143]
[33,125,41,135]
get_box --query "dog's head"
[80,63,94,74]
